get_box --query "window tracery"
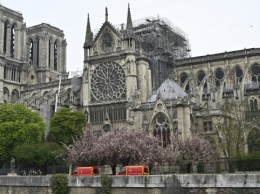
[89,103,127,123]
[3,21,8,53]
[100,33,115,53]
[54,41,58,70]
[250,98,258,111]
[234,66,243,84]
[251,63,260,82]
[197,71,205,86]
[180,72,190,93]
[153,113,170,147]
[203,120,213,132]
[90,61,126,103]
[10,24,15,57]
[214,68,224,87]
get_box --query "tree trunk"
[227,159,235,173]
[149,165,153,174]
[111,164,117,175]
[186,164,192,173]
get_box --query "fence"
[1,159,258,176]
[0,165,69,176]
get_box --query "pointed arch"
[152,112,170,147]
[11,89,19,103]
[214,68,224,87]
[10,23,16,57]
[3,19,10,53]
[3,87,10,103]
[251,63,260,83]
[4,64,8,79]
[197,70,205,86]
[250,97,258,111]
[35,36,40,67]
[233,65,243,84]
[54,40,58,70]
[26,37,34,65]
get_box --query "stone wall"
[0,174,259,194]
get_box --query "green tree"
[12,142,64,168]
[0,103,45,165]
[48,108,86,145]
[213,99,254,173]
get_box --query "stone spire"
[126,3,134,35]
[105,7,108,22]
[84,14,93,46]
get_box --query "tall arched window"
[180,72,188,86]
[180,72,190,93]
[234,66,243,84]
[215,68,224,87]
[251,63,260,83]
[11,66,15,81]
[29,38,33,64]
[4,64,7,79]
[10,24,15,57]
[153,113,170,147]
[48,39,51,67]
[197,70,205,86]
[11,89,19,103]
[250,98,258,111]
[3,21,8,53]
[3,87,9,103]
[54,41,58,70]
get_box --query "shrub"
[237,151,260,161]
[101,174,112,194]
[237,151,260,171]
[50,174,69,194]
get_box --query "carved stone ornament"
[99,33,115,53]
[90,61,126,102]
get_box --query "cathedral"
[0,4,259,146]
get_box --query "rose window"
[91,61,126,102]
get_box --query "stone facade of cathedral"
[0,4,259,145]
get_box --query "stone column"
[40,36,47,69]
[0,59,4,103]
[0,19,4,54]
[61,41,67,72]
[33,40,38,67]
[183,106,191,139]
[14,28,20,59]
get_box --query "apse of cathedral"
[0,4,259,142]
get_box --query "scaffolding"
[92,15,190,90]
[133,16,191,90]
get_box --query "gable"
[91,22,122,55]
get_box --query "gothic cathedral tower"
[26,23,68,85]
[82,5,152,131]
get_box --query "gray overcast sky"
[1,0,260,76]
